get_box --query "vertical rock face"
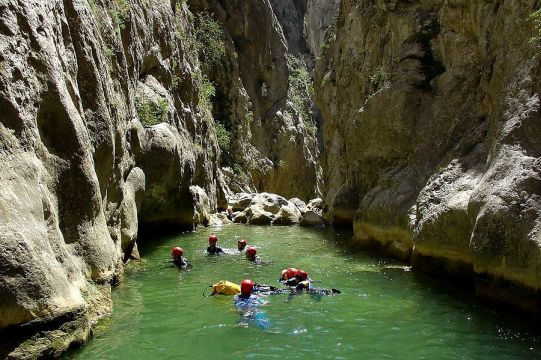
[189,0,323,201]
[0,0,219,356]
[316,0,541,309]
[305,0,340,59]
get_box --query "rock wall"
[316,0,541,311]
[305,0,340,59]
[0,0,220,356]
[189,0,323,201]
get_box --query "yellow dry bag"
[212,281,241,295]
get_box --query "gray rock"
[228,192,256,211]
[274,203,302,225]
[300,210,325,227]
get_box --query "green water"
[67,225,541,359]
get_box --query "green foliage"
[103,45,114,59]
[244,111,254,124]
[109,0,130,30]
[287,55,313,122]
[305,122,317,137]
[529,9,541,46]
[233,164,250,183]
[369,66,390,90]
[192,72,216,113]
[175,10,226,67]
[136,98,169,126]
[214,122,231,152]
[193,13,226,66]
[87,0,96,11]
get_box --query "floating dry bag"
[212,280,241,295]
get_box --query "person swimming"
[207,234,224,255]
[245,246,259,262]
[171,247,191,269]
[234,279,270,328]
[293,280,341,296]
[279,268,309,287]
[237,239,247,252]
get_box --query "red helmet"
[246,246,257,256]
[171,247,183,257]
[238,239,247,245]
[208,234,218,244]
[286,268,298,280]
[241,279,254,295]
[298,270,308,281]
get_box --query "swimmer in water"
[207,234,224,255]
[234,279,270,328]
[171,247,191,269]
[237,239,247,252]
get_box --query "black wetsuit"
[173,257,190,269]
[207,246,224,255]
[294,283,341,296]
[253,283,288,295]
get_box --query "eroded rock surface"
[316,0,541,310]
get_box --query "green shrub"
[233,164,250,183]
[109,0,130,30]
[192,72,215,113]
[193,13,226,66]
[214,122,230,152]
[244,111,254,124]
[136,98,169,126]
[529,9,541,45]
[287,55,312,119]
[369,66,390,89]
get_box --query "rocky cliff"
[316,0,541,312]
[0,0,321,357]
[188,0,322,201]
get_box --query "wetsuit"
[172,256,191,269]
[294,282,341,296]
[234,294,270,328]
[253,284,288,295]
[207,246,224,255]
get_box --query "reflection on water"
[66,225,541,360]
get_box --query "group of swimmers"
[171,234,340,300]
[171,234,340,328]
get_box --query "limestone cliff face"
[0,0,219,356]
[189,0,322,201]
[305,0,340,59]
[316,0,541,310]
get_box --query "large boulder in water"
[228,192,255,211]
[246,207,274,225]
[250,192,289,214]
[273,203,302,225]
[300,210,325,227]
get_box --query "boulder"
[120,167,146,261]
[300,210,325,227]
[273,203,302,225]
[246,207,274,225]
[233,212,248,224]
[307,198,323,211]
[250,192,289,214]
[190,186,211,227]
[289,197,308,212]
[228,192,255,211]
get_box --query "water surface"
[67,225,541,359]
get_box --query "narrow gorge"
[1,0,540,358]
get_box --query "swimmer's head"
[238,239,247,250]
[208,234,218,245]
[241,279,254,295]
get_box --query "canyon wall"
[316,0,541,311]
[0,0,321,357]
